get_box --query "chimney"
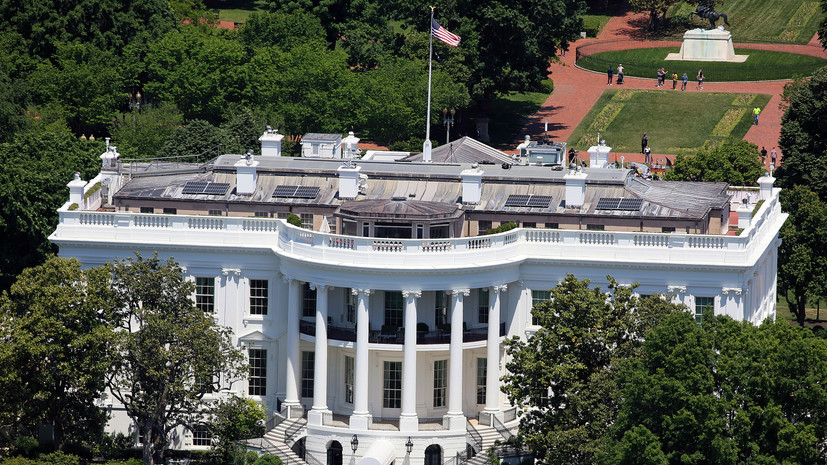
[235,150,258,195]
[737,199,752,230]
[259,126,284,157]
[757,173,775,200]
[342,131,361,159]
[337,163,362,199]
[67,172,87,207]
[100,138,120,170]
[564,165,587,208]
[587,139,611,169]
[461,164,483,204]
[423,139,432,163]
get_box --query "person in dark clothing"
[607,66,613,85]
[641,133,648,154]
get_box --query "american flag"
[431,18,461,47]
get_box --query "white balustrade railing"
[53,189,786,268]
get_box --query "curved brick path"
[523,11,827,169]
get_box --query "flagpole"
[423,6,434,163]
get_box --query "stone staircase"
[260,416,308,465]
[466,420,519,465]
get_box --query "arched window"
[425,445,442,465]
[327,441,343,465]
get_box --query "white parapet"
[666,28,748,62]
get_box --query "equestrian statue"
[689,0,730,29]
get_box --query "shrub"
[252,455,283,465]
[1,457,37,465]
[101,459,144,465]
[12,436,39,458]
[485,222,518,235]
[68,203,79,211]
[286,213,302,227]
[36,452,80,465]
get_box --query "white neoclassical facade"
[50,134,786,465]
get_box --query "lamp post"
[128,91,142,112]
[405,437,413,454]
[442,108,455,145]
[350,434,358,453]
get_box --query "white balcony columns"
[282,277,303,418]
[445,289,470,430]
[350,288,373,430]
[400,290,422,432]
[485,285,507,417]
[309,284,332,426]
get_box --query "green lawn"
[582,14,613,38]
[566,89,771,153]
[485,83,552,149]
[205,0,268,23]
[577,48,827,82]
[662,0,823,44]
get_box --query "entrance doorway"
[327,441,343,465]
[425,445,442,465]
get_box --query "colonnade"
[281,276,507,431]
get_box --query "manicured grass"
[661,0,823,44]
[205,0,268,23]
[486,82,552,149]
[577,47,827,81]
[581,14,613,38]
[565,89,771,153]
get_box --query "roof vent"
[391,196,408,201]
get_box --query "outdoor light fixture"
[351,434,359,452]
[442,108,456,145]
[405,437,413,454]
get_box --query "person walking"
[697,69,704,90]
[771,147,777,167]
[617,64,624,85]
[645,146,652,164]
[672,72,678,90]
[641,133,648,154]
[608,66,613,85]
[681,73,688,91]
[753,106,761,125]
[656,68,664,87]
[761,146,768,165]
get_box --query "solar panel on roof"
[596,198,621,210]
[526,195,553,208]
[182,181,209,194]
[505,194,552,208]
[504,195,530,207]
[618,198,643,211]
[203,183,230,195]
[294,186,320,198]
[273,185,300,197]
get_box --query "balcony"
[299,319,506,344]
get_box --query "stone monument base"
[665,28,748,62]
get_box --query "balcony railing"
[299,320,506,345]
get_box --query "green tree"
[629,0,680,32]
[819,0,827,49]
[0,257,114,450]
[665,140,766,186]
[0,128,102,291]
[778,186,827,326]
[109,103,184,159]
[105,254,246,465]
[240,10,327,52]
[502,275,683,465]
[268,0,349,48]
[208,396,266,464]
[160,119,225,159]
[606,313,827,465]
[776,66,827,199]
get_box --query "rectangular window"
[254,211,269,218]
[195,374,215,393]
[383,361,402,409]
[301,351,314,398]
[277,212,290,220]
[586,224,605,231]
[435,292,448,327]
[140,207,154,214]
[545,223,559,229]
[478,289,489,324]
[384,291,403,328]
[208,209,222,216]
[478,221,492,234]
[345,356,354,404]
[523,222,536,228]
[163,208,177,215]
[477,358,487,405]
[248,349,266,396]
[662,226,676,233]
[531,290,550,326]
[303,283,316,317]
[433,360,447,408]
[346,290,356,323]
[196,277,215,312]
[192,425,212,447]
[249,279,268,315]
[300,213,313,229]
[695,297,714,323]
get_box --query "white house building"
[50,132,786,465]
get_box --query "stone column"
[350,289,373,430]
[308,284,331,426]
[400,291,421,432]
[282,277,303,418]
[444,289,469,431]
[485,285,507,418]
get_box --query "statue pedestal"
[666,28,748,62]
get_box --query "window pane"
[695,297,714,323]
[384,292,403,328]
[192,425,211,446]
[345,356,354,404]
[383,361,401,408]
[478,289,489,324]
[531,290,550,326]
[301,351,315,398]
[249,279,268,315]
[196,277,215,312]
[435,292,448,327]
[346,290,356,323]
[477,358,487,405]
[433,360,446,408]
[248,349,266,396]
[303,283,316,317]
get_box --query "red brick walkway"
[524,11,827,169]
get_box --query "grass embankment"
[205,0,268,23]
[577,48,827,82]
[566,89,771,153]
[662,0,823,44]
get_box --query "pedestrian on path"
[645,146,652,164]
[641,133,648,154]
[681,73,688,91]
[753,106,761,125]
[771,147,777,166]
[608,66,613,85]
[672,72,678,90]
[697,69,704,90]
[761,146,767,162]
[656,68,664,87]
[617,64,624,85]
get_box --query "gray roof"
[401,137,514,164]
[302,133,341,142]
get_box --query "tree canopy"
[665,140,766,186]
[502,275,683,465]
